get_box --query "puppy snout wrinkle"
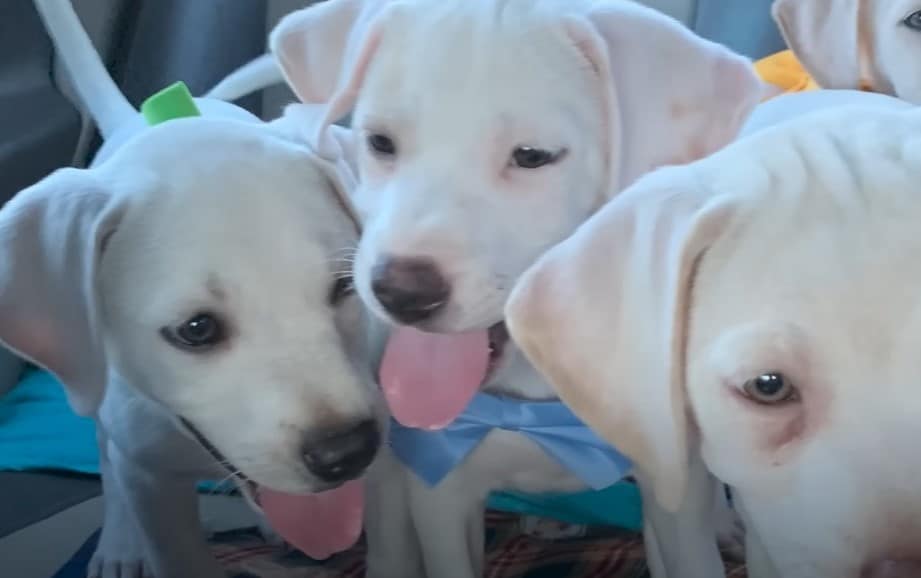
[371,256,450,324]
[301,419,380,483]
[862,558,921,578]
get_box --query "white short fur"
[506,94,921,578]
[269,1,764,577]
[772,0,921,103]
[0,2,384,577]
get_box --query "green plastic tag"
[141,81,201,126]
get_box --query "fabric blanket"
[55,512,748,578]
[0,368,98,474]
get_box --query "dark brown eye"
[367,133,397,157]
[904,11,921,30]
[742,372,798,405]
[162,313,226,351]
[329,276,355,305]
[510,146,564,169]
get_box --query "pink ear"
[566,2,761,191]
[0,168,122,416]
[771,0,867,90]
[271,0,372,104]
[270,0,391,153]
[506,166,736,511]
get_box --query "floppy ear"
[281,102,362,218]
[566,3,762,191]
[0,168,123,416]
[505,168,736,511]
[270,0,392,150]
[772,0,868,90]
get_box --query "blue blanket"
[0,368,98,473]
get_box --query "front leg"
[636,456,727,578]
[88,430,151,578]
[407,467,486,578]
[364,448,426,578]
[107,443,225,578]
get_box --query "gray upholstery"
[637,0,785,59]
[694,0,785,59]
[0,0,81,206]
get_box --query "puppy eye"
[741,372,798,405]
[162,313,226,351]
[367,133,397,157]
[904,11,921,30]
[510,146,565,169]
[329,276,355,305]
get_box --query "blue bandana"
[389,392,632,489]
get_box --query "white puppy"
[506,101,921,578]
[269,1,762,577]
[773,0,921,103]
[0,2,383,577]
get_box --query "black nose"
[371,256,450,324]
[302,420,380,483]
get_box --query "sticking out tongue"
[257,480,363,560]
[379,326,491,429]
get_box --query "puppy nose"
[371,256,450,324]
[862,558,921,578]
[301,420,380,483]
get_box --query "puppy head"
[773,0,921,103]
[272,0,760,331]
[0,119,381,495]
[507,107,921,575]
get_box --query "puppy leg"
[364,449,426,578]
[407,469,486,578]
[642,508,668,578]
[107,444,225,578]
[88,430,152,578]
[636,456,727,578]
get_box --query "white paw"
[89,497,153,578]
[88,548,152,578]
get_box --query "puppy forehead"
[100,122,356,301]
[691,111,921,374]
[115,119,352,239]
[359,0,598,130]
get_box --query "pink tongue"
[257,479,363,560]
[379,327,491,430]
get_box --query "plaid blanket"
[57,512,747,578]
[211,512,747,578]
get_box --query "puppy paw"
[89,500,153,578]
